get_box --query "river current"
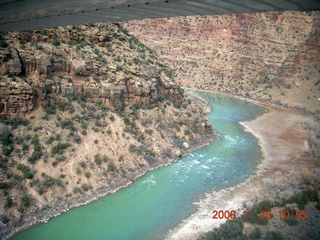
[10,93,267,240]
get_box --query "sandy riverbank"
[166,104,318,239]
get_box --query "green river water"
[10,93,267,240]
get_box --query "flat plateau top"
[0,0,320,31]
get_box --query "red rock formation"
[124,11,320,111]
[0,23,182,116]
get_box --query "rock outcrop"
[124,11,320,111]
[0,23,182,116]
[0,23,217,240]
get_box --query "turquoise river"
[10,93,267,240]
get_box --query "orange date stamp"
[212,210,308,220]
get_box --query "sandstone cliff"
[0,23,182,116]
[0,23,216,239]
[124,11,320,112]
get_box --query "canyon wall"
[124,11,320,111]
[0,23,182,116]
[0,23,216,239]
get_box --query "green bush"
[4,197,13,208]
[249,228,261,239]
[107,162,116,172]
[0,40,9,48]
[59,119,76,131]
[184,129,191,135]
[264,231,283,240]
[94,154,101,165]
[0,156,8,169]
[129,144,137,153]
[0,182,11,189]
[218,220,243,239]
[73,134,81,144]
[200,219,246,240]
[28,136,42,163]
[0,130,14,146]
[284,217,298,226]
[17,163,34,179]
[51,142,71,155]
[42,176,56,188]
[52,39,61,46]
[21,195,31,208]
[84,172,91,178]
[80,161,86,168]
[81,183,89,191]
[290,190,318,209]
[2,145,14,156]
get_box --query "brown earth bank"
[165,95,320,240]
[0,23,217,239]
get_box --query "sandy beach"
[166,106,317,239]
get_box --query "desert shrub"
[0,130,14,146]
[81,122,87,130]
[123,117,130,125]
[2,145,14,156]
[107,162,116,172]
[51,142,71,155]
[0,215,10,224]
[249,227,261,239]
[21,195,31,208]
[42,176,56,188]
[0,182,11,189]
[199,219,245,240]
[56,156,66,162]
[46,136,55,145]
[22,143,29,152]
[81,130,87,135]
[290,190,318,209]
[81,184,89,191]
[184,129,191,135]
[257,200,273,210]
[4,197,13,208]
[28,134,42,163]
[264,231,283,240]
[109,115,115,121]
[17,163,34,179]
[0,40,9,48]
[52,39,60,46]
[129,144,137,153]
[59,119,76,131]
[0,156,8,169]
[15,137,23,145]
[69,105,75,114]
[242,200,272,225]
[94,154,101,165]
[145,155,156,165]
[84,172,91,178]
[80,161,86,168]
[73,134,81,144]
[284,216,298,226]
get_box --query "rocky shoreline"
[3,133,217,240]
[165,97,317,240]
[1,92,218,240]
